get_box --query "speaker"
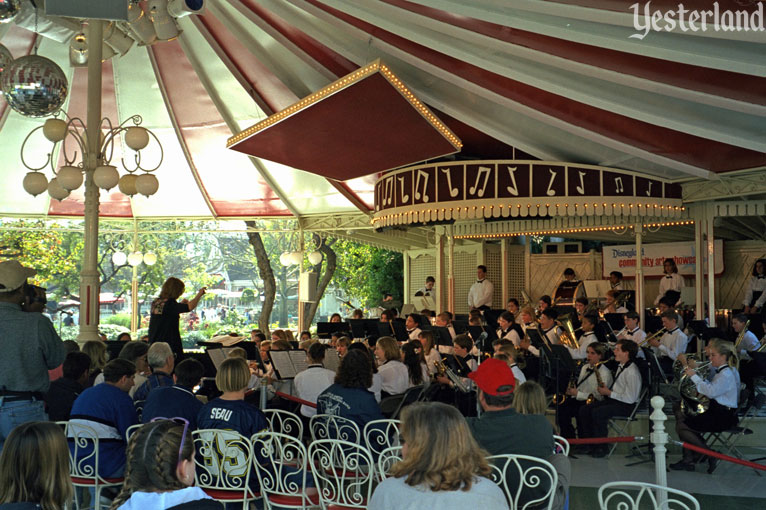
[299,272,318,302]
[46,0,129,21]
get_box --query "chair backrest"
[58,421,105,482]
[263,409,304,439]
[308,439,374,509]
[363,419,401,458]
[126,423,143,441]
[552,435,570,456]
[309,414,361,443]
[250,431,312,505]
[391,385,424,419]
[598,481,700,510]
[376,445,403,481]
[486,454,558,510]
[193,429,254,494]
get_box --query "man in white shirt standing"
[468,265,494,311]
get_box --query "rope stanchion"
[274,390,318,409]
[568,436,643,445]
[673,440,766,471]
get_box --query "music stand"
[349,319,379,341]
[604,313,625,331]
[391,320,409,343]
[429,326,454,348]
[452,320,468,335]
[644,313,663,334]
[688,320,707,338]
[316,321,351,339]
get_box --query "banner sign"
[602,240,724,278]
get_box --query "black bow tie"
[476,279,484,283]
[626,331,633,336]
[758,275,765,279]
[665,275,673,279]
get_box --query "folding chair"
[598,481,700,510]
[58,421,124,510]
[193,429,260,509]
[263,408,304,439]
[705,392,766,475]
[308,439,375,509]
[607,387,648,458]
[390,385,425,419]
[375,445,403,482]
[486,454,558,510]
[309,413,361,443]
[250,431,319,510]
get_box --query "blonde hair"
[418,330,435,355]
[111,420,193,509]
[497,343,519,362]
[82,340,107,372]
[159,277,185,300]
[271,329,288,342]
[512,380,548,415]
[391,402,491,491]
[0,422,73,509]
[376,336,401,362]
[709,339,739,370]
[227,347,248,360]
[521,306,536,319]
[215,357,250,392]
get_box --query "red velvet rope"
[677,441,766,471]
[567,436,640,445]
[274,390,318,408]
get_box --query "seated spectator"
[46,351,91,422]
[369,402,507,509]
[111,419,222,510]
[141,358,205,430]
[197,358,267,438]
[348,343,382,403]
[317,349,384,433]
[294,343,335,418]
[401,341,428,388]
[374,336,409,398]
[48,340,80,382]
[116,332,132,342]
[94,341,150,397]
[132,342,175,403]
[82,340,107,388]
[0,422,73,509]
[69,359,139,478]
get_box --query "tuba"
[678,362,712,416]
[556,318,580,350]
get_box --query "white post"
[501,238,509,306]
[650,395,668,506]
[636,223,644,327]
[435,231,445,313]
[706,204,716,324]
[77,20,104,344]
[130,222,139,334]
[693,205,705,321]
[403,252,411,305]
[447,234,455,314]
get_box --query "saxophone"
[586,362,605,405]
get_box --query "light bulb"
[128,251,144,267]
[112,251,127,266]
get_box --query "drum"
[554,281,584,307]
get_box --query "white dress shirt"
[497,327,521,347]
[369,372,382,403]
[567,331,597,360]
[743,275,766,308]
[468,278,494,309]
[378,360,409,395]
[655,273,683,305]
[610,282,624,291]
[574,363,613,402]
[425,349,442,375]
[610,362,642,404]
[656,327,688,361]
[294,364,335,417]
[691,365,740,409]
[510,363,526,384]
[618,327,646,346]
[737,330,760,360]
[407,327,422,341]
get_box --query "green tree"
[331,240,403,308]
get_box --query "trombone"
[639,328,667,347]
[734,319,751,349]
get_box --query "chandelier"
[20,113,162,200]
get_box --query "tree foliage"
[330,240,403,308]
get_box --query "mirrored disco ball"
[1,55,68,117]
[0,0,21,24]
[0,44,12,75]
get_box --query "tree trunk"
[245,223,275,337]
[305,236,337,326]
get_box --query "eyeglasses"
[151,416,190,464]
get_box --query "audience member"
[111,420,222,510]
[48,340,80,382]
[0,421,73,509]
[82,340,108,388]
[46,351,91,422]
[133,342,175,403]
[402,342,428,388]
[348,343,382,403]
[369,402,507,509]
[294,343,335,418]
[142,358,205,429]
[69,359,139,477]
[375,336,409,397]
[94,341,150,396]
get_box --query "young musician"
[496,311,523,347]
[468,265,494,311]
[566,314,598,360]
[617,311,646,346]
[608,271,624,291]
[648,311,689,375]
[418,330,442,375]
[538,309,561,347]
[578,340,643,457]
[434,312,457,339]
[658,296,684,329]
[556,342,613,439]
[495,344,526,385]
[561,268,579,285]
[603,290,628,315]
[416,276,435,297]
[743,259,766,314]
[654,258,683,306]
[732,313,760,360]
[506,298,520,321]
[538,295,552,315]
[519,306,537,332]
[443,334,478,377]
[405,313,422,341]
[670,340,740,473]
[574,297,589,322]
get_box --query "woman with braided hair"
[111,420,222,510]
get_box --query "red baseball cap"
[468,358,516,396]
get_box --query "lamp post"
[19,21,162,343]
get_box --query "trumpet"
[639,328,667,347]
[614,326,627,338]
[433,360,471,393]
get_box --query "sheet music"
[207,348,226,370]
[323,348,340,372]
[289,350,309,374]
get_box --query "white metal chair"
[263,408,304,439]
[125,423,143,441]
[250,431,319,510]
[58,421,124,510]
[375,445,403,482]
[598,481,700,510]
[553,435,570,456]
[362,419,401,457]
[486,454,558,510]
[310,413,361,443]
[192,429,260,509]
[308,438,375,509]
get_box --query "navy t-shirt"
[196,398,267,438]
[142,385,203,430]
[149,297,189,359]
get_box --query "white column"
[130,224,139,333]
[636,223,645,328]
[706,204,716,324]
[447,235,455,314]
[435,231,445,313]
[501,238,509,306]
[77,20,104,344]
[297,234,306,332]
[650,395,669,505]
[694,205,705,321]
[403,252,411,305]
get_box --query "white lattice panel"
[528,253,598,301]
[716,241,766,309]
[484,244,503,309]
[454,250,478,314]
[409,252,436,305]
[507,244,526,303]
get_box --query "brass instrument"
[586,362,605,405]
[555,318,580,350]
[756,335,766,353]
[552,372,577,404]
[433,360,471,393]
[639,328,667,347]
[678,361,712,416]
[734,319,751,349]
